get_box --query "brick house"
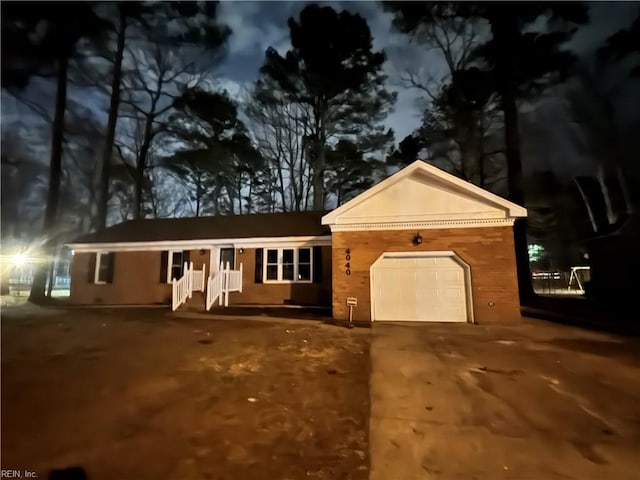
[68,161,527,324]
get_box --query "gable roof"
[322,160,527,227]
[70,211,330,245]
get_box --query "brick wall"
[70,251,171,305]
[70,246,332,307]
[331,227,521,324]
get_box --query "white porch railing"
[228,262,243,294]
[206,262,243,310]
[192,263,206,292]
[206,269,225,310]
[174,261,242,312]
[172,261,192,311]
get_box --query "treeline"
[1,2,639,302]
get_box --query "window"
[170,251,184,281]
[282,249,294,280]
[266,249,278,281]
[94,252,114,284]
[166,250,190,283]
[298,248,311,281]
[263,247,312,283]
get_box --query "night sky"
[1,2,638,182]
[2,1,637,148]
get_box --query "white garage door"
[371,255,468,322]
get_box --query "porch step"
[180,292,206,311]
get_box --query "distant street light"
[11,254,27,266]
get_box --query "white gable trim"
[322,160,527,227]
[330,218,515,232]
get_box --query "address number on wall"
[345,248,352,275]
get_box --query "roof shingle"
[71,211,331,244]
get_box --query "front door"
[220,247,235,270]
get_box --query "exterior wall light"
[238,247,244,254]
[412,232,423,246]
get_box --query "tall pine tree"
[386,2,589,302]
[259,4,395,210]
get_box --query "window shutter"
[160,251,168,283]
[87,253,97,283]
[255,249,263,283]
[313,247,322,283]
[106,253,115,284]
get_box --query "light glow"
[11,253,28,266]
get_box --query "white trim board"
[322,160,527,229]
[330,218,515,232]
[68,235,332,253]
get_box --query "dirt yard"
[1,305,370,480]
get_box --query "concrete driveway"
[369,319,640,480]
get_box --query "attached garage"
[370,252,472,323]
[322,160,528,325]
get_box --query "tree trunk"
[134,116,153,220]
[312,137,325,210]
[194,170,203,217]
[237,173,243,214]
[276,162,287,211]
[478,113,486,188]
[30,54,69,303]
[247,177,253,213]
[491,13,534,304]
[96,11,127,229]
[597,165,617,225]
[46,253,56,298]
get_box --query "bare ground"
[370,320,640,480]
[1,305,370,480]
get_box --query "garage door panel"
[416,271,438,283]
[444,287,463,298]
[372,255,468,322]
[441,270,461,282]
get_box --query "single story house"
[68,160,527,323]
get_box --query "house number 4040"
[345,248,351,275]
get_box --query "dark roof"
[71,211,331,244]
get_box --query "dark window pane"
[220,248,235,268]
[267,249,278,264]
[266,265,278,280]
[98,264,108,282]
[283,249,294,263]
[171,266,182,280]
[283,264,294,280]
[298,264,311,281]
[98,253,113,282]
[298,248,310,263]
[171,252,183,267]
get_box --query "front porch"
[172,260,243,311]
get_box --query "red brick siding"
[70,251,171,305]
[70,246,332,307]
[331,227,521,324]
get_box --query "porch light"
[412,232,423,246]
[239,247,244,254]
